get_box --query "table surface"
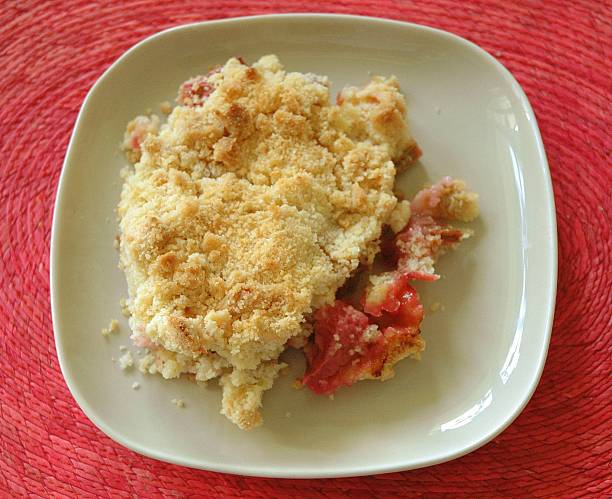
[1,1,610,497]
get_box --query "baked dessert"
[117,55,478,429]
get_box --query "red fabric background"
[1,1,610,497]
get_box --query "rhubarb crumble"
[117,55,478,429]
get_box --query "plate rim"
[50,13,557,478]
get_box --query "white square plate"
[51,14,557,478]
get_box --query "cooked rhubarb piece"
[302,301,379,395]
[303,285,425,395]
[363,273,424,325]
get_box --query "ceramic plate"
[51,14,557,478]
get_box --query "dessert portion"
[117,55,428,429]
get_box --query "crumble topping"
[411,177,479,222]
[121,115,160,163]
[388,199,412,233]
[118,55,420,429]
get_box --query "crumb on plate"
[160,101,172,114]
[430,302,442,312]
[118,351,134,370]
[119,298,130,317]
[101,319,119,337]
[171,398,185,408]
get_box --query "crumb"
[119,345,127,351]
[160,101,172,114]
[285,411,292,418]
[292,379,304,390]
[435,106,441,115]
[328,394,335,400]
[119,298,130,317]
[411,177,479,222]
[101,319,119,337]
[118,351,134,370]
[113,235,120,249]
[111,357,115,362]
[171,398,185,408]
[131,381,140,390]
[430,302,442,312]
[388,200,411,233]
[363,324,381,342]
[119,166,131,180]
[121,115,160,163]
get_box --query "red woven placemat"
[1,0,610,497]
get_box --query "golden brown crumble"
[118,55,421,429]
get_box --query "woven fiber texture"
[1,0,610,497]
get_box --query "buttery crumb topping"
[118,55,422,429]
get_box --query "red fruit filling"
[302,301,380,395]
[363,274,424,329]
[302,273,425,395]
[302,194,470,395]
